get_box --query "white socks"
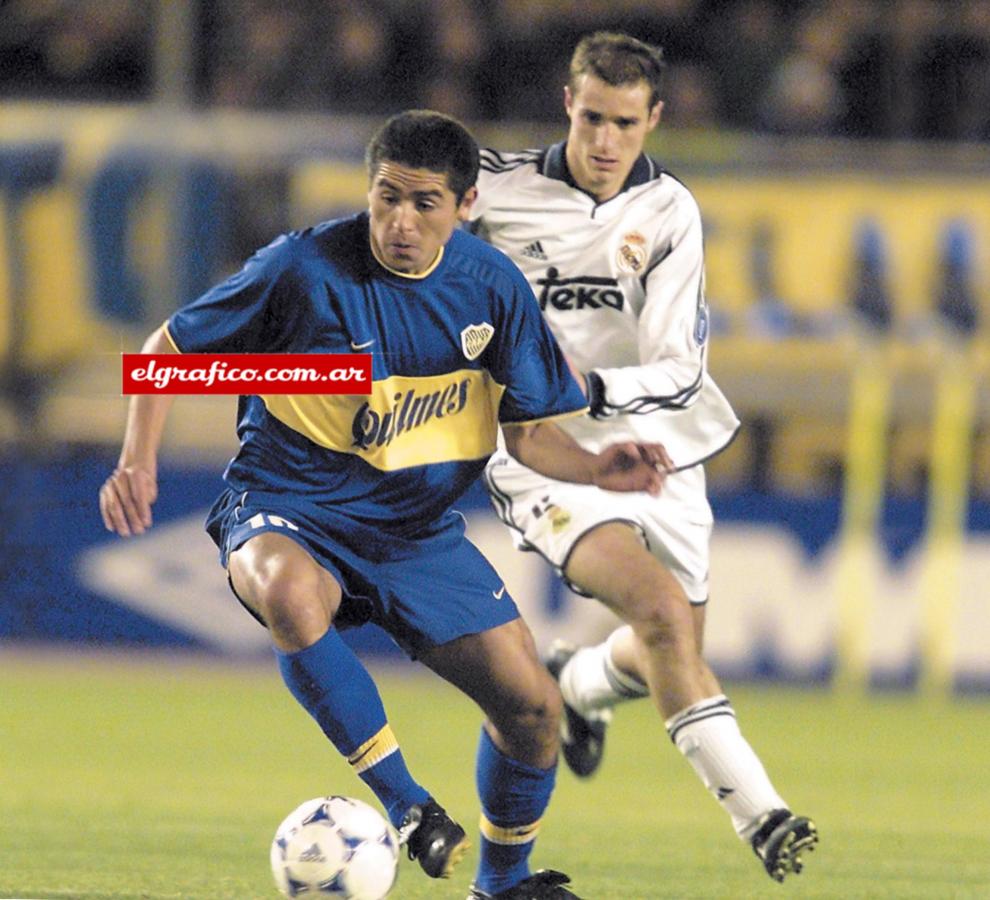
[665,695,787,839]
[558,637,786,840]
[558,630,649,719]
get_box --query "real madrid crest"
[616,232,647,275]
[460,321,495,360]
[547,504,571,534]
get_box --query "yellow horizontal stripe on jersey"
[479,813,542,846]
[262,368,506,471]
[346,725,399,774]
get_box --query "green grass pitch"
[2,652,989,899]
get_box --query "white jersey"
[471,143,739,469]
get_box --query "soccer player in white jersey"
[470,32,818,883]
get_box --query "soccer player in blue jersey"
[99,110,671,900]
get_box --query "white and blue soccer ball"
[270,796,400,899]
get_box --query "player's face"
[564,74,662,203]
[368,162,477,274]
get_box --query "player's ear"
[457,185,478,221]
[564,84,574,116]
[648,100,664,130]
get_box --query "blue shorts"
[205,488,520,658]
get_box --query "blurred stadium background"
[2,2,990,896]
[2,0,988,691]
[0,0,990,900]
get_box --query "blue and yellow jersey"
[166,212,587,533]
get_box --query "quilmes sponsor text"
[352,378,471,449]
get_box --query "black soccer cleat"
[750,808,819,882]
[467,869,583,899]
[398,797,470,879]
[545,640,608,778]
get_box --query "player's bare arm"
[502,420,671,496]
[99,325,177,537]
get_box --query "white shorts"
[483,450,713,604]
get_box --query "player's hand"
[592,442,674,496]
[99,464,158,537]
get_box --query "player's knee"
[236,555,333,647]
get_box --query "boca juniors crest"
[460,321,495,360]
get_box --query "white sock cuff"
[603,628,650,699]
[665,694,735,745]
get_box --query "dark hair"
[569,32,666,109]
[365,109,480,203]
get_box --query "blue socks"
[279,627,560,892]
[276,628,429,827]
[474,726,557,894]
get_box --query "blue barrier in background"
[0,447,990,689]
[4,449,989,692]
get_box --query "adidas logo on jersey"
[521,241,548,261]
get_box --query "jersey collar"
[370,241,444,280]
[542,141,659,201]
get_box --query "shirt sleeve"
[166,234,304,354]
[587,192,710,418]
[489,267,588,424]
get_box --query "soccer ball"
[270,796,400,899]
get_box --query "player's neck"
[563,143,624,205]
[368,235,444,279]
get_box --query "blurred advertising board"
[2,453,989,693]
[2,104,988,693]
[1,103,988,376]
